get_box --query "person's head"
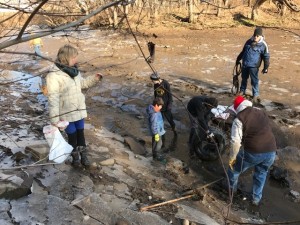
[233,95,245,110]
[56,44,78,66]
[150,73,161,84]
[204,97,218,109]
[253,27,263,42]
[152,97,164,112]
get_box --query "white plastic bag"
[43,124,73,163]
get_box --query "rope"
[231,62,242,95]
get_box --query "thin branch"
[17,0,49,39]
[0,0,124,50]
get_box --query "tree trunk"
[188,0,195,23]
[113,6,118,27]
[217,0,222,16]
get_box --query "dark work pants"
[162,110,176,130]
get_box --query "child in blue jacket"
[146,97,166,160]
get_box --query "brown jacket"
[237,107,276,153]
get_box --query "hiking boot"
[71,149,81,167]
[253,96,261,104]
[79,146,91,167]
[251,200,260,206]
[153,154,166,162]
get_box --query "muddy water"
[3,27,300,222]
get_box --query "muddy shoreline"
[0,27,300,224]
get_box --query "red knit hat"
[234,96,245,110]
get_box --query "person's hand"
[53,121,68,131]
[154,134,160,142]
[229,158,236,170]
[235,60,240,66]
[262,68,268,74]
[96,73,103,81]
[207,131,214,140]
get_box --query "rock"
[182,219,189,225]
[175,204,220,225]
[0,171,33,200]
[290,190,300,202]
[115,219,130,225]
[25,143,50,161]
[166,158,184,172]
[124,136,147,155]
[100,158,115,166]
[269,166,290,187]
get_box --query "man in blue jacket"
[236,27,270,103]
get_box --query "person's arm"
[46,74,61,125]
[229,117,243,169]
[261,42,270,73]
[80,72,103,89]
[150,113,159,136]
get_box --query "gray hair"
[56,44,78,66]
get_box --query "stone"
[124,136,146,155]
[100,158,115,166]
[25,143,49,161]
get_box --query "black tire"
[193,126,228,161]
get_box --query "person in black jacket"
[236,27,270,103]
[187,96,218,157]
[150,73,176,135]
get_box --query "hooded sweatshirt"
[146,105,166,136]
[229,100,276,160]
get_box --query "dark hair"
[152,97,164,106]
[204,97,218,108]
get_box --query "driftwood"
[139,178,223,212]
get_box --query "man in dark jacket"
[236,27,270,103]
[228,96,276,206]
[150,73,176,134]
[187,96,218,157]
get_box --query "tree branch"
[0,0,124,50]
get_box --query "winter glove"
[262,68,268,74]
[229,158,236,170]
[154,134,160,142]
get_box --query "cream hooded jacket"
[46,65,100,124]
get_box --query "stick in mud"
[139,178,223,212]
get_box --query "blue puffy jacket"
[237,36,270,69]
[146,105,166,136]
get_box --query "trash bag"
[43,124,73,163]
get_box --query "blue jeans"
[240,67,259,97]
[227,150,276,203]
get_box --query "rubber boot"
[67,132,81,166]
[79,146,91,167]
[71,148,81,167]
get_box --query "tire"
[193,126,228,161]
